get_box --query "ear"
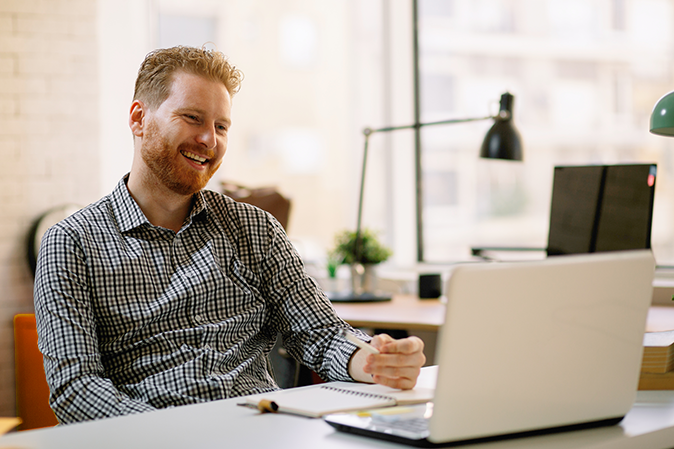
[129,100,147,137]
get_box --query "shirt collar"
[190,190,209,223]
[110,174,209,233]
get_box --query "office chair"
[13,314,58,430]
[221,182,292,230]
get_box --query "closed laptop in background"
[547,164,656,255]
[471,163,657,260]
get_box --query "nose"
[195,124,217,149]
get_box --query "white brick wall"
[0,0,100,417]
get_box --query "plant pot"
[350,263,378,295]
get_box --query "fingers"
[368,349,426,388]
[363,336,426,390]
[372,372,419,390]
[378,335,425,355]
[369,333,394,351]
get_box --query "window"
[415,0,674,264]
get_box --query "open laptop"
[325,250,655,447]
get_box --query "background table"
[647,306,674,332]
[331,294,444,332]
[333,295,674,333]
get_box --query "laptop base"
[326,414,624,448]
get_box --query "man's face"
[140,71,232,196]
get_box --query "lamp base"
[326,291,392,303]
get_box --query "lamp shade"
[480,92,523,161]
[650,91,674,137]
[480,119,523,161]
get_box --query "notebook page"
[244,383,397,418]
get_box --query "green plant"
[330,229,392,265]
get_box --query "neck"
[126,170,194,233]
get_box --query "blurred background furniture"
[221,182,292,230]
[13,314,58,430]
[26,204,82,277]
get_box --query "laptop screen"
[546,164,656,256]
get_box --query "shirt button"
[204,344,212,350]
[195,314,203,323]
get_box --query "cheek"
[217,137,228,156]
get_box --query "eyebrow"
[176,107,231,126]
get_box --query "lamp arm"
[354,114,495,263]
[355,133,371,251]
[363,115,495,136]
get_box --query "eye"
[184,114,200,123]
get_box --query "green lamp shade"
[650,91,674,137]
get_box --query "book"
[638,370,674,390]
[641,330,674,374]
[241,382,434,418]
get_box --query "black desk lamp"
[328,92,523,302]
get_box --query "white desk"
[2,367,674,449]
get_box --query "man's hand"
[349,334,426,390]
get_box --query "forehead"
[162,71,231,118]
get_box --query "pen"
[236,400,279,413]
[257,399,279,413]
[340,329,380,355]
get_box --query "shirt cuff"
[330,329,372,381]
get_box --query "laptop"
[547,164,656,256]
[471,163,657,259]
[324,250,655,447]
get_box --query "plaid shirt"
[34,176,360,424]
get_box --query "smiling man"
[33,46,425,424]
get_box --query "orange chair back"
[13,314,58,430]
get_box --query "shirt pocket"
[205,240,265,322]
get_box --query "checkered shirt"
[34,176,361,424]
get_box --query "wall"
[97,0,151,195]
[0,0,100,417]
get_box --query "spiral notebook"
[241,382,434,418]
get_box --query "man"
[34,46,425,424]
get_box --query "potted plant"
[330,229,392,295]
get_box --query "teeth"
[181,150,207,164]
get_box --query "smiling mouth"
[181,150,209,165]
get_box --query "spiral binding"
[320,385,394,402]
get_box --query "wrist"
[348,348,375,383]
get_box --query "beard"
[141,119,221,196]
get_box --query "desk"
[1,367,674,449]
[333,295,674,334]
[331,294,444,332]
[647,306,674,332]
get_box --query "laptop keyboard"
[372,417,429,437]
